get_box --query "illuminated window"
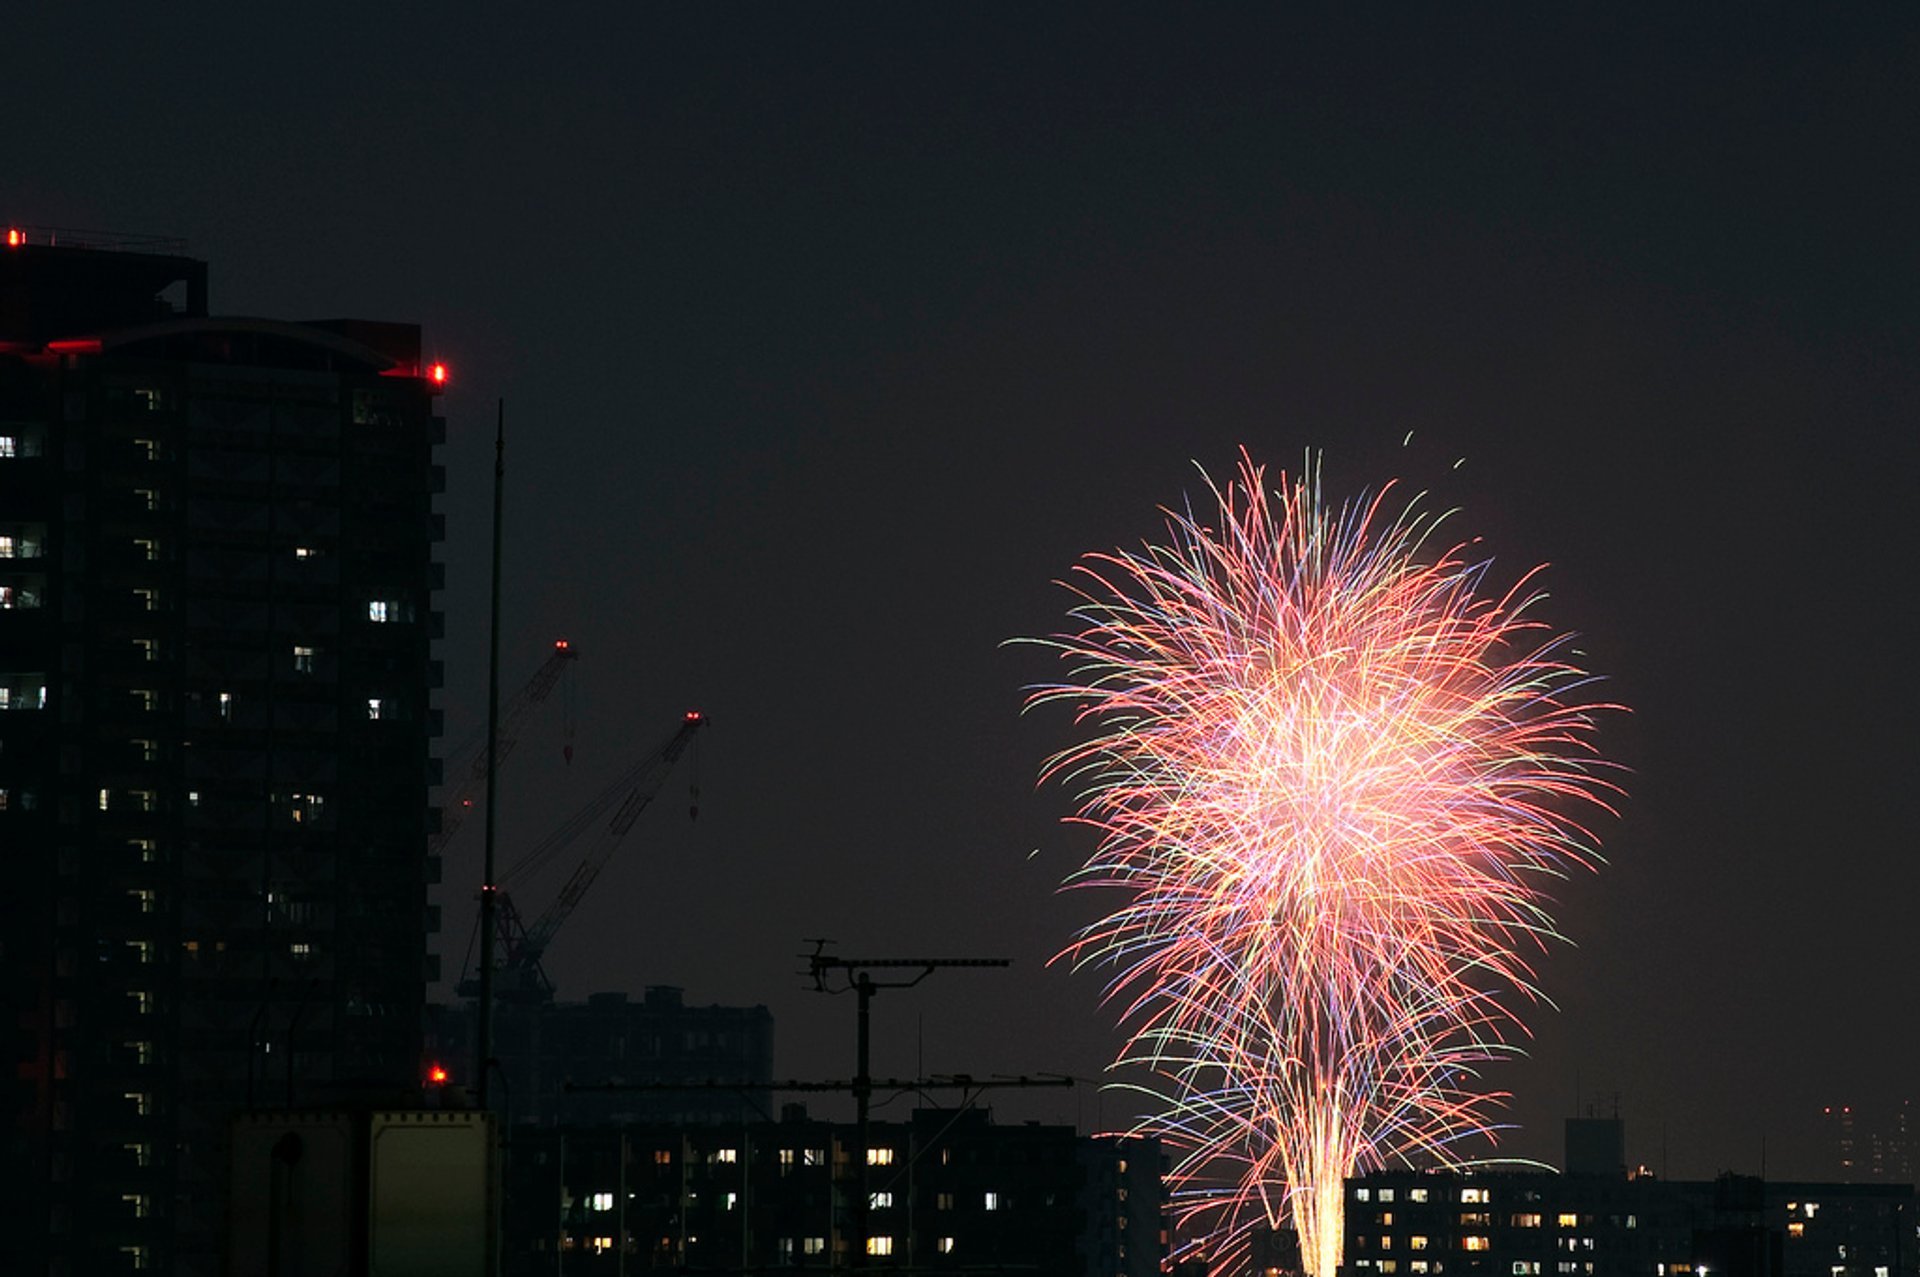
[0,536,12,558]
[984,1192,1003,1211]
[1804,1203,1820,1217]
[124,1142,151,1167]
[654,1149,672,1165]
[803,1238,825,1255]
[590,1236,613,1254]
[1461,1187,1490,1204]
[713,1148,737,1164]
[1514,1214,1543,1228]
[131,789,155,812]
[368,600,391,623]
[1514,1264,1542,1276]
[134,587,158,611]
[293,645,315,674]
[133,436,158,459]
[124,1090,152,1116]
[290,942,313,957]
[1410,1188,1430,1203]
[1357,1188,1373,1202]
[1381,1236,1394,1249]
[803,1148,825,1166]
[135,487,159,511]
[870,1192,894,1209]
[866,1147,895,1166]
[1461,1213,1492,1227]
[590,1192,613,1211]
[1465,1237,1491,1252]
[1411,1236,1430,1251]
[135,688,157,711]
[218,691,233,720]
[866,1237,894,1256]
[127,1040,154,1064]
[294,545,317,559]
[723,1191,737,1210]
[0,436,14,457]
[937,1192,955,1210]
[1381,1212,1395,1226]
[778,1148,795,1170]
[122,1193,150,1218]
[366,697,384,720]
[1380,1263,1399,1274]
[99,788,112,810]
[130,838,157,863]
[132,889,156,914]
[128,941,154,965]
[1558,1214,1580,1228]
[1380,1189,1396,1203]
[1789,1223,1806,1238]
[119,1244,150,1270]
[134,538,156,562]
[131,990,154,1014]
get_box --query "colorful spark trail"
[1026,452,1619,1276]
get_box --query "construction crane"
[462,709,708,1002]
[432,639,579,855]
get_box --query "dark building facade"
[0,232,445,1275]
[1341,1123,1916,1277]
[504,1106,1167,1275]
[426,985,775,1128]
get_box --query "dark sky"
[10,4,1919,1180]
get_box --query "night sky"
[11,5,1918,1181]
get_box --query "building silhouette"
[504,1105,1167,1275]
[1343,1120,1916,1277]
[0,231,445,1275]
[425,985,775,1128]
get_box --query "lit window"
[1789,1223,1807,1238]
[134,538,156,561]
[134,738,158,762]
[1514,1213,1543,1228]
[130,838,157,863]
[218,692,233,720]
[1381,1235,1394,1249]
[590,1192,613,1211]
[294,545,317,559]
[1410,1188,1429,1203]
[1462,1187,1490,1204]
[1380,1189,1396,1203]
[135,487,159,512]
[124,1090,152,1116]
[131,789,155,812]
[1465,1237,1491,1252]
[368,600,391,623]
[1558,1214,1580,1228]
[778,1148,795,1170]
[290,943,313,957]
[134,588,158,612]
[590,1236,613,1254]
[938,1237,955,1254]
[803,1148,825,1166]
[1515,1265,1542,1276]
[293,645,315,674]
[1411,1236,1430,1251]
[124,1142,152,1167]
[714,1147,737,1163]
[869,1192,894,1209]
[128,942,154,966]
[866,1237,894,1256]
[866,1147,894,1166]
[984,1192,1001,1211]
[0,436,14,457]
[937,1192,954,1210]
[134,436,158,459]
[99,788,112,810]
[366,697,384,720]
[133,889,156,914]
[1358,1188,1373,1203]
[0,536,12,558]
[1381,1212,1395,1226]
[723,1191,737,1210]
[135,688,157,712]
[186,790,200,807]
[0,788,8,811]
[654,1149,672,1165]
[122,1193,150,1218]
[803,1238,825,1255]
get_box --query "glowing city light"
[428,361,449,386]
[1026,450,1620,1276]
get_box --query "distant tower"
[1825,1105,1859,1180]
[0,232,445,1277]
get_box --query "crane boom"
[502,710,707,988]
[432,639,578,854]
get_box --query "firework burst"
[1026,451,1619,1276]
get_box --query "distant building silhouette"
[503,1105,1166,1275]
[1344,1119,1915,1277]
[425,984,773,1127]
[0,233,445,1275]
[1824,1102,1915,1184]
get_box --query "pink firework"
[1027,451,1620,1276]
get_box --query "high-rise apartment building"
[0,231,445,1275]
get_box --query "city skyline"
[6,4,1917,1190]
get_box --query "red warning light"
[428,362,449,386]
[554,639,571,651]
[5,229,22,248]
[685,710,704,722]
[427,1063,450,1085]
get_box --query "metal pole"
[853,973,872,1268]
[478,400,504,1109]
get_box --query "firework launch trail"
[1027,452,1620,1276]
